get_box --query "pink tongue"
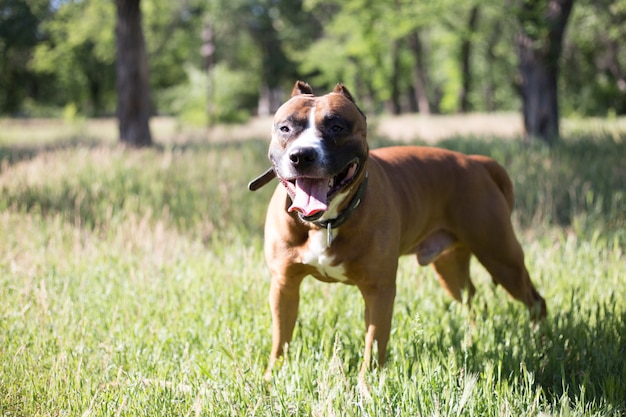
[288,178,329,216]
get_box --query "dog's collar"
[300,172,368,230]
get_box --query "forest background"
[2,0,626,134]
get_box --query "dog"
[249,81,546,380]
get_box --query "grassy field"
[0,117,625,416]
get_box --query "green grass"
[0,124,625,416]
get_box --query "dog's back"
[469,154,515,212]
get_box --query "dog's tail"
[471,155,515,212]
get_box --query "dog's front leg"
[265,273,304,380]
[358,283,397,378]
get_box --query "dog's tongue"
[288,178,329,217]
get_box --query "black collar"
[300,172,368,230]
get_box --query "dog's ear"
[333,84,356,103]
[291,81,313,97]
[333,84,366,118]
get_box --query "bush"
[156,63,259,126]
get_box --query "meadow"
[0,116,624,416]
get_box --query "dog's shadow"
[451,298,626,411]
[533,302,625,409]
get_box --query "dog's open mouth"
[279,160,359,217]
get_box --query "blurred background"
[0,0,626,146]
[1,0,624,144]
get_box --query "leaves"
[1,0,626,119]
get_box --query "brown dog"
[249,81,546,379]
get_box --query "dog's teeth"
[329,178,334,188]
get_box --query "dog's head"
[249,81,368,221]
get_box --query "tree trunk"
[390,40,402,115]
[407,30,431,115]
[516,0,574,145]
[484,21,502,112]
[248,7,290,117]
[201,23,216,126]
[257,84,283,117]
[517,41,560,143]
[115,0,152,147]
[459,5,480,113]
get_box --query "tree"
[297,0,445,114]
[115,0,152,147]
[561,0,626,116]
[246,1,292,116]
[241,0,320,115]
[0,0,49,113]
[30,1,116,115]
[5,0,626,125]
[516,0,575,144]
[459,5,481,112]
[406,29,431,114]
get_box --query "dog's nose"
[289,147,318,169]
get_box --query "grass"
[0,118,625,416]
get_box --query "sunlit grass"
[0,121,624,415]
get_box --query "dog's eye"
[279,125,290,133]
[329,125,343,133]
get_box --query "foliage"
[2,0,626,121]
[562,0,626,116]
[142,0,208,99]
[298,0,462,113]
[157,63,259,125]
[0,126,624,415]
[0,0,51,113]
[29,0,116,115]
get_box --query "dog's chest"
[301,230,349,283]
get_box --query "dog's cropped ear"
[333,84,365,118]
[291,81,313,97]
[333,84,356,103]
[248,167,276,191]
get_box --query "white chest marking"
[301,230,349,282]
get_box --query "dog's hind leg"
[452,182,547,319]
[472,244,546,319]
[458,212,547,319]
[430,246,475,305]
